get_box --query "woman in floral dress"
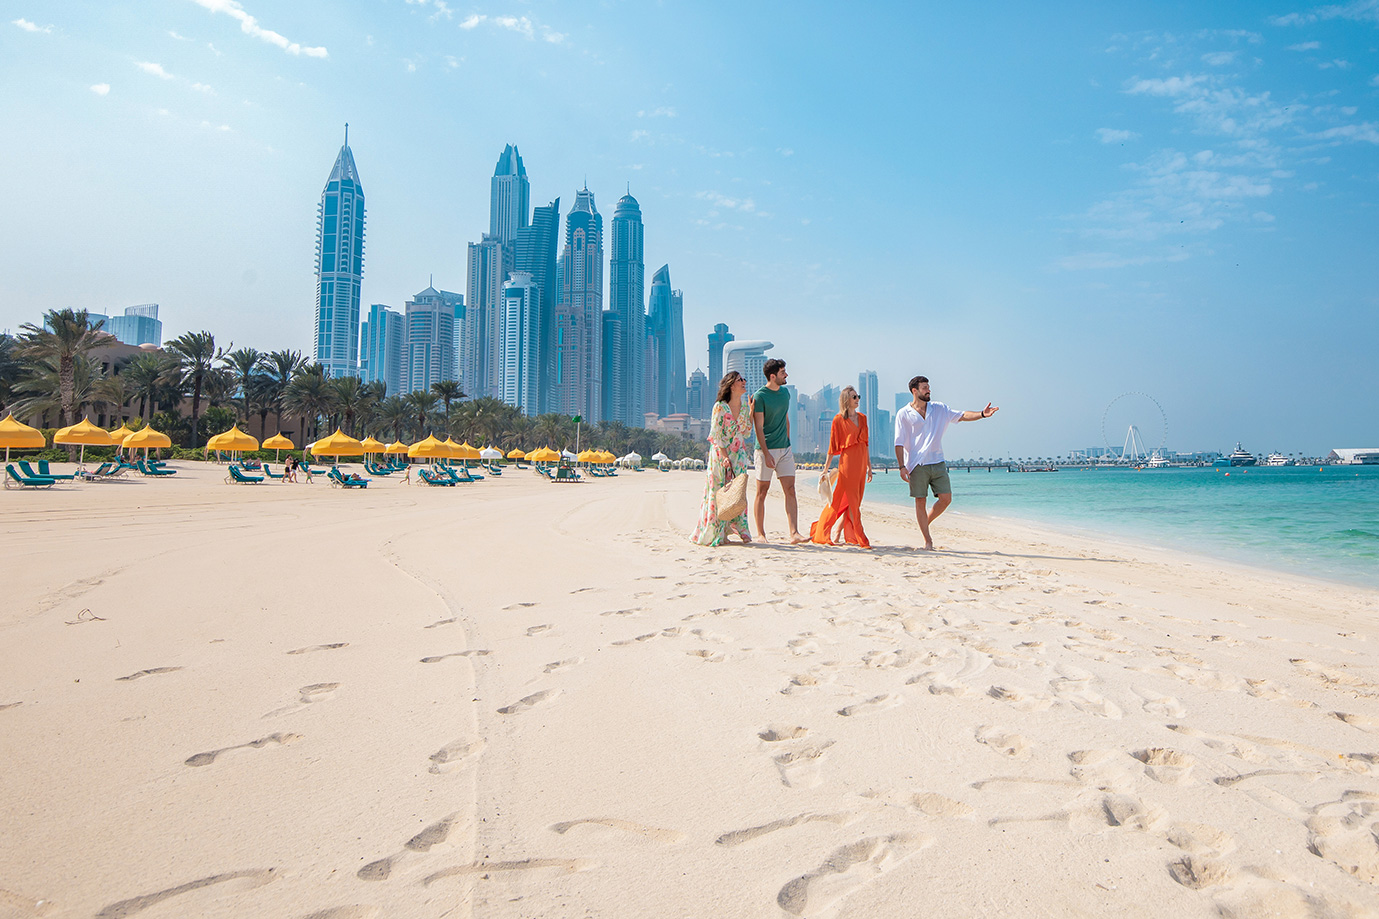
[691,371,754,546]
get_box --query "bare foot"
[920,542,935,551]
[789,533,810,545]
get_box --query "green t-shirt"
[752,385,791,450]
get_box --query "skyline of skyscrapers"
[556,186,604,421]
[648,265,686,417]
[607,193,645,427]
[360,302,404,397]
[403,284,460,393]
[707,322,733,390]
[463,234,509,399]
[500,271,540,415]
[313,128,365,378]
[489,145,529,246]
[858,370,879,432]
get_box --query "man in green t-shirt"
[751,358,806,543]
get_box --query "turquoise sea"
[867,464,1379,588]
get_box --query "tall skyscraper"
[608,193,645,426]
[513,198,560,412]
[724,340,773,390]
[360,303,404,398]
[403,285,459,394]
[648,265,686,417]
[600,311,624,423]
[489,144,529,245]
[99,304,162,346]
[500,271,540,415]
[707,323,734,389]
[687,368,708,420]
[555,186,603,421]
[463,235,510,399]
[858,370,879,427]
[314,126,365,378]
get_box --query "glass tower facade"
[513,198,560,412]
[464,235,510,399]
[490,144,530,245]
[360,303,404,398]
[608,193,645,426]
[555,186,603,421]
[404,286,459,394]
[314,128,365,378]
[501,272,541,415]
[648,265,685,417]
[707,322,734,390]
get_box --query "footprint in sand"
[1068,750,1141,792]
[908,671,973,698]
[263,683,340,718]
[599,608,644,617]
[287,643,348,655]
[774,742,835,788]
[759,726,809,743]
[781,669,837,695]
[298,908,381,919]
[1333,712,1379,733]
[95,870,276,918]
[1133,748,1197,785]
[1307,793,1379,884]
[1167,822,1238,858]
[185,733,301,767]
[837,694,902,718]
[428,739,485,774]
[776,834,931,916]
[525,624,553,637]
[987,685,1052,712]
[549,818,684,843]
[1168,855,1236,890]
[116,667,184,682]
[422,858,594,886]
[716,812,858,847]
[1162,662,1249,693]
[543,657,583,674]
[358,813,464,880]
[420,650,491,663]
[687,649,726,662]
[504,602,538,610]
[1132,686,1186,718]
[1102,793,1170,832]
[1167,725,1270,764]
[975,726,1031,760]
[909,793,974,818]
[497,689,560,715]
[423,617,458,629]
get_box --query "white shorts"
[752,447,796,482]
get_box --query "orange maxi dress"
[809,412,870,548]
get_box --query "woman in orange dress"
[810,385,872,547]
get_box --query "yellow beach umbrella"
[55,418,115,467]
[206,425,259,454]
[107,423,135,446]
[440,437,463,461]
[359,436,385,455]
[408,434,449,459]
[384,440,409,455]
[0,414,46,465]
[310,428,364,461]
[506,448,526,460]
[455,441,481,461]
[124,425,172,458]
[262,432,294,461]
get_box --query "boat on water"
[1214,443,1258,467]
[1263,452,1291,466]
[1146,451,1171,468]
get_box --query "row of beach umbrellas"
[0,414,174,465]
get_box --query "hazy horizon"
[3,1,1376,455]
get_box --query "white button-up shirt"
[893,401,963,470]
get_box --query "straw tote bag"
[715,461,749,521]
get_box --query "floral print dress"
[691,397,754,546]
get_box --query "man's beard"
[920,393,931,402]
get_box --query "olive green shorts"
[907,461,952,498]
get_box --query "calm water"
[866,464,1379,588]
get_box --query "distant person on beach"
[285,456,298,483]
[894,375,999,550]
[691,371,754,546]
[751,358,807,544]
[810,385,872,548]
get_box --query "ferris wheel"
[1101,393,1167,463]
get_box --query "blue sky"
[2,0,1376,455]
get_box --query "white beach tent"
[480,447,503,460]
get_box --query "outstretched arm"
[957,403,999,422]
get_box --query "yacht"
[1264,452,1291,466]
[1220,443,1257,466]
[1146,451,1171,468]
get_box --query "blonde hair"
[839,385,858,420]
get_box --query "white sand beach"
[2,463,1379,919]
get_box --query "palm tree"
[164,330,220,446]
[261,349,305,435]
[123,352,179,422]
[220,347,264,424]
[431,379,464,426]
[377,395,412,443]
[8,354,99,427]
[283,372,334,443]
[327,375,368,436]
[404,390,440,437]
[91,372,134,428]
[16,308,106,427]
[247,373,277,439]
[0,333,21,414]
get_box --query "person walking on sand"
[691,371,755,546]
[751,358,807,544]
[894,375,999,550]
[810,385,873,548]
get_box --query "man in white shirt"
[893,375,999,550]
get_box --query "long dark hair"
[716,370,744,403]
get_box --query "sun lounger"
[6,464,57,488]
[79,462,118,481]
[418,468,456,486]
[227,464,265,484]
[262,464,284,480]
[36,460,78,481]
[136,459,177,476]
[328,466,369,488]
[550,465,583,483]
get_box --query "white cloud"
[1201,51,1237,66]
[1096,127,1139,144]
[191,82,214,93]
[777,147,794,156]
[637,106,677,118]
[189,0,328,58]
[90,83,110,95]
[629,129,649,141]
[1317,59,1352,69]
[697,191,757,213]
[459,13,565,43]
[168,29,192,41]
[445,55,460,69]
[1371,74,1379,87]
[200,120,232,132]
[1126,74,1208,97]
[1272,2,1379,26]
[1057,250,1192,271]
[1314,122,1379,143]
[1287,40,1321,50]
[12,18,52,33]
[405,0,453,20]
[135,61,176,79]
